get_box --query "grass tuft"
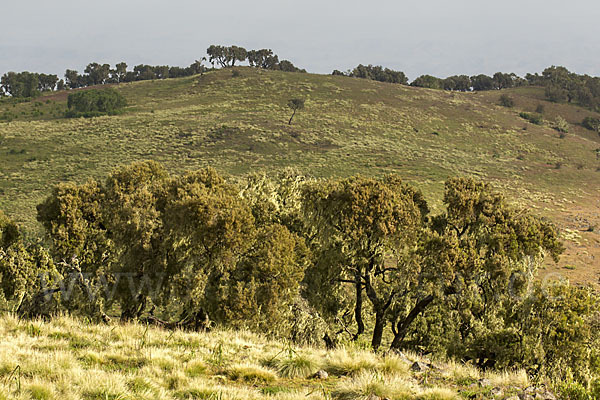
[332,372,413,400]
[27,382,55,400]
[325,348,379,376]
[226,363,278,384]
[265,352,319,378]
[416,387,459,399]
[484,369,529,387]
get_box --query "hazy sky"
[2,0,599,80]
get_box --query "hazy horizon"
[2,0,600,80]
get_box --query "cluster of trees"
[582,116,600,133]
[331,64,600,110]
[407,72,526,91]
[332,65,408,84]
[526,66,600,110]
[1,162,599,387]
[0,71,63,98]
[207,45,305,72]
[404,65,600,110]
[65,88,127,118]
[1,45,304,98]
[64,60,207,89]
[332,68,528,92]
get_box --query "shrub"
[0,211,59,316]
[66,88,127,118]
[545,85,568,102]
[555,116,569,133]
[557,379,600,400]
[536,104,545,114]
[349,64,408,84]
[499,94,515,107]
[582,116,600,132]
[520,112,543,125]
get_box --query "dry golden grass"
[0,314,538,399]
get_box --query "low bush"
[65,88,127,118]
[499,94,514,107]
[554,116,569,133]
[582,116,600,132]
[520,112,543,125]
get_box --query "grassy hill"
[0,67,599,286]
[0,314,554,400]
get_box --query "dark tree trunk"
[288,109,297,125]
[371,311,386,350]
[141,308,210,331]
[353,269,365,341]
[390,294,434,350]
[363,256,395,351]
[120,294,147,322]
[323,333,337,350]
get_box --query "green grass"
[1,67,599,285]
[0,314,543,399]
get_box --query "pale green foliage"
[11,163,600,390]
[0,212,58,316]
[302,175,428,349]
[240,169,308,232]
[405,178,565,368]
[36,162,309,333]
[164,167,256,320]
[216,223,309,332]
[102,161,169,319]
[516,283,600,384]
[554,115,569,133]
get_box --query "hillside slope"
[0,67,599,285]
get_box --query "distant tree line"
[2,46,600,114]
[332,67,529,91]
[2,161,599,389]
[332,64,600,111]
[0,45,305,98]
[63,60,207,89]
[411,72,527,91]
[0,72,63,98]
[332,64,408,84]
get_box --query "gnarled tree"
[302,175,428,350]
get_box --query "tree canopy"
[1,163,597,388]
[0,71,59,97]
[65,88,127,117]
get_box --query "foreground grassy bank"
[0,314,560,400]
